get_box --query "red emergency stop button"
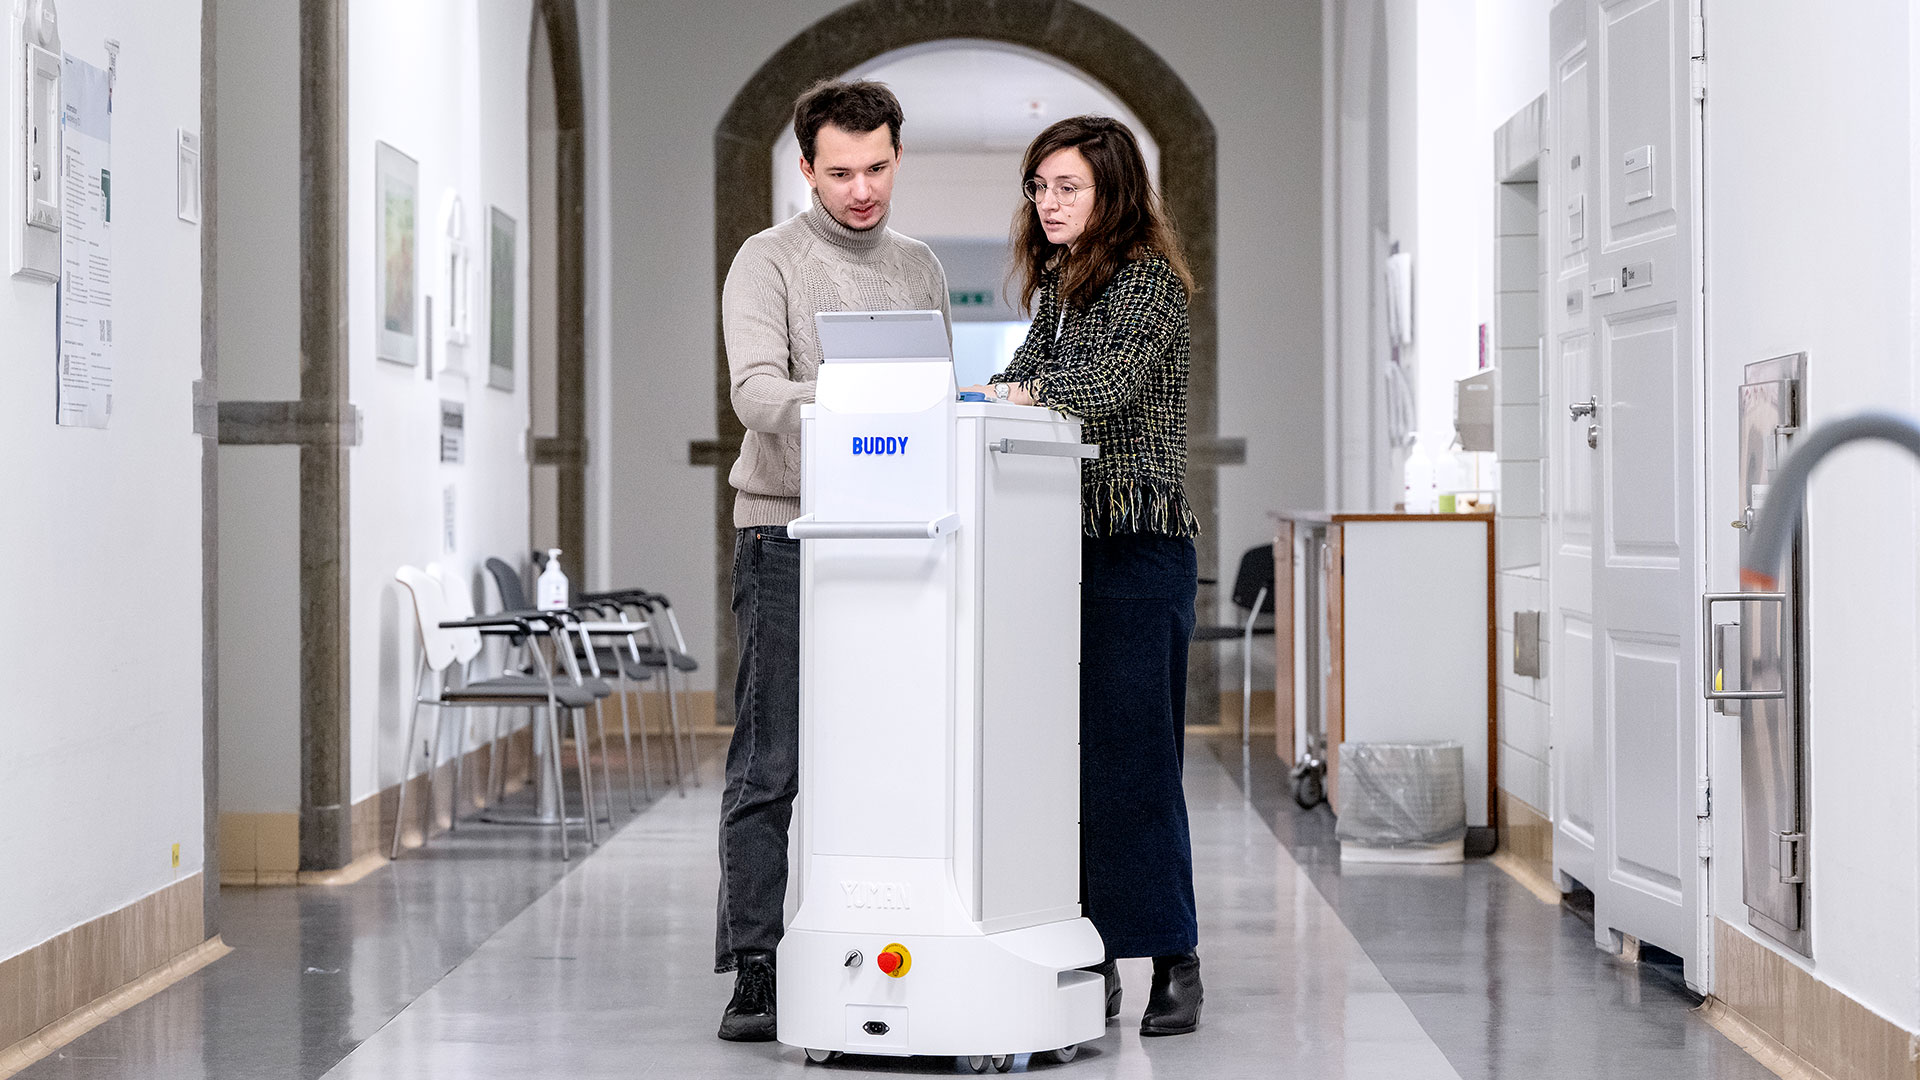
[876,943,912,977]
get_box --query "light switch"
[1623,144,1655,204]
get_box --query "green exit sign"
[950,290,994,307]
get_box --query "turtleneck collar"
[804,189,890,252]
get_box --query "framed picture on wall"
[375,141,419,365]
[487,206,517,391]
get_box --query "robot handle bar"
[992,438,1099,459]
[786,512,959,541]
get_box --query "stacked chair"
[392,565,615,859]
[485,558,698,799]
[391,556,707,861]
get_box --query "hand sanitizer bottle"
[537,549,569,610]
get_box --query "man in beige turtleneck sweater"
[713,79,949,1043]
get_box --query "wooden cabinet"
[1274,512,1497,841]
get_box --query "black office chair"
[1193,545,1276,758]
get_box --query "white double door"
[1547,0,1709,987]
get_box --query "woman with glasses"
[962,114,1202,1037]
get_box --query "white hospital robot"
[776,311,1105,1071]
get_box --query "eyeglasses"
[1023,179,1093,206]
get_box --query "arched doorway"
[697,0,1221,725]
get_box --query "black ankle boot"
[1139,952,1202,1036]
[1081,958,1121,1020]
[717,951,777,1042]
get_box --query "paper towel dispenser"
[1454,370,1496,452]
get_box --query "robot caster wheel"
[1038,1044,1079,1065]
[1290,765,1325,809]
[964,1055,1014,1073]
[804,1048,842,1064]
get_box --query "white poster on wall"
[55,54,113,429]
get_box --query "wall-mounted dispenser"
[10,0,60,282]
[1454,369,1496,452]
[1384,250,1414,347]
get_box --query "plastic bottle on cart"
[537,549,569,609]
[1402,440,1436,513]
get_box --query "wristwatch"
[993,382,1012,402]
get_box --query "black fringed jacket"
[991,252,1199,539]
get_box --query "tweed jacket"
[992,252,1199,538]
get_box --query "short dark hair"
[792,79,903,163]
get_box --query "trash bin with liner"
[1335,741,1468,864]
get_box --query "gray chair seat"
[632,645,699,673]
[445,678,600,709]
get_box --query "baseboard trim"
[1711,917,1920,1080]
[1487,849,1561,905]
[1495,789,1555,887]
[0,875,217,1073]
[1698,996,1832,1080]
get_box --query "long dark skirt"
[1080,533,1199,959]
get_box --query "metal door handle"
[1700,592,1788,701]
[1569,397,1597,420]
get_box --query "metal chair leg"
[484,705,504,809]
[448,708,464,833]
[571,707,599,847]
[617,673,643,808]
[593,700,616,825]
[544,704,570,861]
[675,666,701,789]
[391,685,427,860]
[661,663,689,796]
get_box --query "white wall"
[1704,0,1920,1031]
[1411,2,1478,454]
[215,0,302,817]
[0,0,206,958]
[347,0,534,802]
[607,0,1324,686]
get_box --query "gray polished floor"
[17,739,1773,1079]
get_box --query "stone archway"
[696,0,1223,725]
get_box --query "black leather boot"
[1139,952,1202,1036]
[717,951,777,1042]
[1081,958,1122,1020]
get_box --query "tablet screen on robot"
[815,309,951,364]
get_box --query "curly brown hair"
[1009,115,1194,314]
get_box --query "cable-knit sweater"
[992,252,1198,538]
[722,195,949,528]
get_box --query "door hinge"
[1690,58,1707,101]
[1689,15,1706,59]
[1695,778,1712,818]
[1776,831,1806,884]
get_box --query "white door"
[1585,0,1707,983]
[1547,0,1598,893]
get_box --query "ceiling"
[846,42,1153,156]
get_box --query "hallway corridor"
[19,742,1770,1079]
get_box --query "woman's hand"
[959,382,1038,406]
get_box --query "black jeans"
[714,526,801,972]
[1080,533,1200,958]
